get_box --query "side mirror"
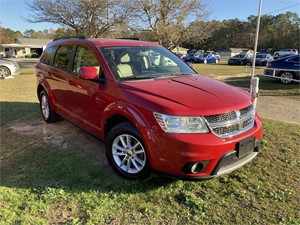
[79,67,98,80]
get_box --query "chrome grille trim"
[205,105,255,138]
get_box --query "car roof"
[49,38,161,48]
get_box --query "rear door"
[51,44,74,113]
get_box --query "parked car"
[228,54,252,65]
[0,59,20,78]
[273,49,298,57]
[36,37,263,180]
[194,53,219,64]
[5,51,17,58]
[253,54,273,66]
[205,51,221,60]
[264,55,300,84]
[31,53,40,58]
[182,53,195,62]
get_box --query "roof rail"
[53,36,86,41]
[117,37,140,41]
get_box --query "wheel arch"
[37,83,56,110]
[102,102,156,161]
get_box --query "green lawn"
[1,66,299,224]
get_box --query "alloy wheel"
[112,134,146,174]
[41,94,50,119]
[280,72,293,84]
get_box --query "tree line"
[0,0,299,52]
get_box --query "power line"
[264,3,300,16]
[232,3,300,22]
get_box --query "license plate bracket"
[236,136,255,158]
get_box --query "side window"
[287,56,300,63]
[73,46,100,75]
[40,46,57,65]
[53,45,73,71]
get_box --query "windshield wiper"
[155,73,195,78]
[120,75,157,81]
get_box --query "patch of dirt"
[256,95,300,125]
[8,119,115,176]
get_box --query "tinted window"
[40,46,57,65]
[73,46,100,75]
[54,45,73,71]
[287,56,300,63]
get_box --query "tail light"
[266,62,272,68]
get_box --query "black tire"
[279,71,294,84]
[39,90,59,123]
[106,122,151,179]
[0,66,11,78]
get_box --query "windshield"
[100,46,196,81]
[256,55,267,58]
[235,54,246,58]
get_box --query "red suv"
[36,37,263,180]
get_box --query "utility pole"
[250,0,263,109]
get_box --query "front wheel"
[280,71,294,84]
[106,122,151,179]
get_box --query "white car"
[0,59,20,78]
[273,49,298,57]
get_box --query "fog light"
[191,163,203,174]
[182,161,208,174]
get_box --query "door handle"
[68,80,82,89]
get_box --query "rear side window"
[54,45,73,71]
[40,46,57,65]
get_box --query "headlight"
[153,112,209,133]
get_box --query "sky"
[0,0,299,33]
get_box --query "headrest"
[120,53,130,63]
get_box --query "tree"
[0,27,23,43]
[25,0,131,38]
[128,0,209,49]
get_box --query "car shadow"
[1,102,176,194]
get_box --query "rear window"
[40,46,57,65]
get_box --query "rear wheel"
[280,71,294,84]
[0,66,11,78]
[39,90,59,122]
[106,122,151,179]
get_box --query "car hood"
[120,75,252,116]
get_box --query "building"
[172,46,189,55]
[219,48,254,58]
[0,38,52,58]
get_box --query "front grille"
[204,104,255,138]
[205,111,236,123]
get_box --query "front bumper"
[146,115,263,179]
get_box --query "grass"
[1,65,299,224]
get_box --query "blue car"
[264,55,300,84]
[194,53,219,64]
